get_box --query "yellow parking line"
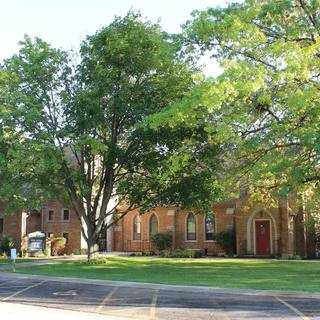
[275,296,310,320]
[150,290,158,319]
[95,286,118,313]
[1,280,46,301]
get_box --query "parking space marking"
[95,286,118,313]
[1,280,46,301]
[150,290,158,319]
[274,296,310,320]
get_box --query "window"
[133,215,141,240]
[149,214,158,236]
[62,209,70,221]
[62,232,69,244]
[186,213,196,241]
[0,218,3,234]
[48,210,54,221]
[205,214,215,241]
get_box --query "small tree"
[0,236,15,257]
[51,237,67,256]
[151,233,173,252]
[214,230,236,256]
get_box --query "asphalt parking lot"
[0,272,319,319]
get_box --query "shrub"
[142,251,155,256]
[20,248,28,258]
[214,229,236,256]
[151,233,172,252]
[193,250,203,258]
[51,237,66,256]
[82,257,109,265]
[73,249,81,255]
[0,236,15,257]
[160,248,203,258]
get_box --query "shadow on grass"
[15,257,320,292]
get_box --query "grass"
[0,258,31,264]
[12,256,320,293]
[0,257,45,265]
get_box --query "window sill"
[185,240,197,243]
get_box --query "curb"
[1,271,320,299]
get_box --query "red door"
[255,220,270,255]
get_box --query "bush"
[51,237,66,256]
[214,229,236,256]
[73,249,81,255]
[151,233,172,252]
[160,248,203,258]
[141,251,155,256]
[82,257,109,265]
[0,236,15,257]
[20,248,28,258]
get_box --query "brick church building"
[113,196,317,258]
[0,194,318,258]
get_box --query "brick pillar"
[293,208,307,258]
[279,199,294,258]
[235,197,247,257]
[235,206,242,256]
[166,208,176,249]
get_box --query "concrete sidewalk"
[0,300,132,320]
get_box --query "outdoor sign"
[10,248,17,272]
[27,231,46,253]
[28,238,44,251]
[10,248,17,260]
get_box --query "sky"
[0,0,231,76]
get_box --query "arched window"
[205,213,215,241]
[186,213,196,240]
[133,214,141,240]
[149,214,158,236]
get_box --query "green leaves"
[179,0,320,207]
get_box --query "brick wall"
[26,212,41,234]
[235,198,283,257]
[0,210,23,250]
[42,201,82,254]
[114,202,237,255]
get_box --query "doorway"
[255,220,271,255]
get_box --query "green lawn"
[13,257,320,292]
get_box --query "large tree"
[152,0,320,209]
[0,71,42,212]
[2,13,222,259]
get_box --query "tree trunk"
[86,225,96,262]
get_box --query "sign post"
[10,248,17,272]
